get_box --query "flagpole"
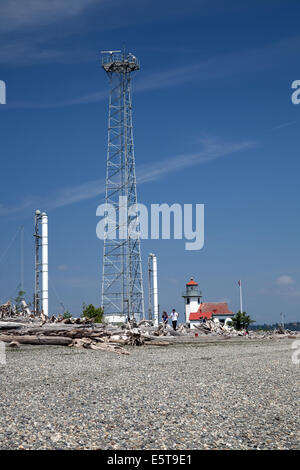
[239,280,243,313]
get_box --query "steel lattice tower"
[101,50,145,323]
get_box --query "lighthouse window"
[198,298,200,304]
[187,298,190,305]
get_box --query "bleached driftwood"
[0,334,72,346]
[0,322,23,330]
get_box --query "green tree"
[81,303,104,323]
[232,311,255,331]
[63,311,72,319]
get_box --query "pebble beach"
[0,337,299,450]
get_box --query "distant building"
[182,277,234,328]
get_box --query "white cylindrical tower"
[41,212,48,317]
[152,254,159,327]
[148,253,159,326]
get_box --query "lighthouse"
[182,276,235,328]
[182,277,202,324]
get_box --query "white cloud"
[275,276,300,297]
[0,137,256,215]
[276,275,295,286]
[46,137,256,209]
[0,0,109,66]
[0,199,36,216]
[284,288,300,297]
[57,264,69,272]
[7,34,300,107]
[0,0,99,32]
[260,277,300,298]
[0,0,103,66]
[0,40,70,66]
[0,0,208,66]
[271,120,299,131]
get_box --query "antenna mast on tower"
[101,50,145,323]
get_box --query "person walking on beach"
[162,311,168,325]
[170,309,179,331]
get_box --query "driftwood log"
[0,334,72,346]
[0,322,24,330]
[72,337,129,355]
[0,318,174,354]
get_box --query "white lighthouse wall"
[190,298,199,314]
[185,297,199,323]
[185,301,191,323]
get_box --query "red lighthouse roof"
[186,277,198,286]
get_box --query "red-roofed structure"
[189,311,212,321]
[182,277,234,328]
[189,302,233,321]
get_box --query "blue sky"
[0,0,300,324]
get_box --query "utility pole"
[101,50,145,323]
[238,280,243,313]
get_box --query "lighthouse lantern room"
[182,277,202,324]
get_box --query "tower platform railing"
[101,52,140,72]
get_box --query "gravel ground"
[0,338,299,450]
